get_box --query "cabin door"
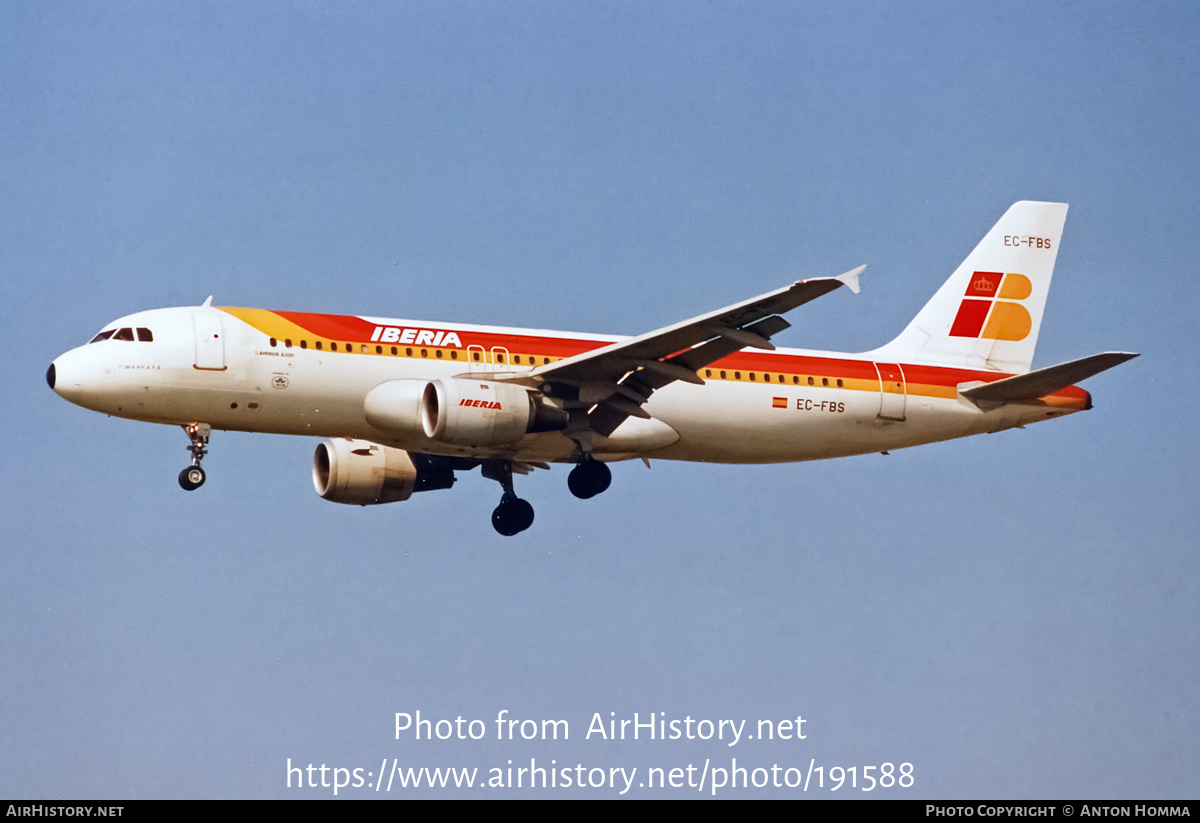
[875,362,907,421]
[193,310,226,371]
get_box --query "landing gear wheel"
[492,495,534,536]
[568,459,612,499]
[178,465,206,491]
[178,423,211,491]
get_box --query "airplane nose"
[49,348,115,407]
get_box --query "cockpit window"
[88,327,154,343]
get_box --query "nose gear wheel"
[179,465,206,491]
[178,423,211,491]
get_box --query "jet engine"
[312,438,454,505]
[363,379,426,437]
[420,379,536,446]
[364,378,567,447]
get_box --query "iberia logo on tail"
[948,271,1033,341]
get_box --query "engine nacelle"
[420,378,535,447]
[363,379,426,437]
[312,438,454,505]
[364,377,568,447]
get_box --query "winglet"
[835,265,865,295]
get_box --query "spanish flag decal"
[772,397,788,409]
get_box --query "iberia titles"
[370,326,463,347]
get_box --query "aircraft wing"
[522,267,864,437]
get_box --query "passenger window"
[331,342,338,351]
[136,328,153,342]
[315,341,323,350]
[300,340,307,349]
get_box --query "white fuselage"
[49,305,1081,465]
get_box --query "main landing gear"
[483,460,535,536]
[178,423,211,491]
[482,457,615,536]
[567,457,611,500]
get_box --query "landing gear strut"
[483,460,534,536]
[178,423,211,491]
[568,457,611,500]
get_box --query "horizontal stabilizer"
[961,352,1138,404]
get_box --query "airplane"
[47,201,1136,536]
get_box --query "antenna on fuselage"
[201,296,213,307]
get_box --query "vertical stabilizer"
[869,201,1068,374]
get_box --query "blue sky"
[2,1,1197,798]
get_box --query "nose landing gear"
[178,423,211,491]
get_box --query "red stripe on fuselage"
[274,311,377,341]
[272,310,605,359]
[263,310,1086,402]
